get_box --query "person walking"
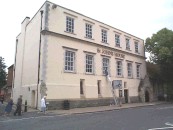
[4,98,13,116]
[14,95,22,116]
[41,96,46,114]
[0,95,4,104]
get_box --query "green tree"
[145,28,173,85]
[146,62,161,79]
[0,56,7,89]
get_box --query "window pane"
[65,51,75,72]
[86,54,93,73]
[66,17,74,33]
[103,58,109,75]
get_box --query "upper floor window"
[115,34,120,47]
[126,38,130,50]
[102,58,109,75]
[66,16,74,33]
[136,64,141,78]
[86,54,94,74]
[127,62,132,78]
[65,50,75,72]
[101,29,107,43]
[135,42,139,53]
[117,61,123,76]
[85,23,92,39]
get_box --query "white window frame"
[64,50,75,72]
[115,34,120,47]
[116,60,123,77]
[135,42,139,53]
[136,64,141,78]
[66,16,74,33]
[85,23,92,39]
[127,62,132,78]
[102,58,109,75]
[101,29,107,43]
[126,38,130,50]
[85,54,94,74]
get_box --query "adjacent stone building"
[13,1,147,109]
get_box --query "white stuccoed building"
[12,1,148,110]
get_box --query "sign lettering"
[97,48,125,58]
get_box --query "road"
[1,103,173,130]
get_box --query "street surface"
[1,103,173,130]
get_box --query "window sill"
[135,52,140,54]
[80,95,85,98]
[116,75,124,78]
[85,73,95,75]
[126,49,131,51]
[64,31,76,35]
[101,41,109,44]
[102,74,111,76]
[84,37,94,40]
[115,45,122,48]
[64,71,76,74]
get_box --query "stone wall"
[47,96,139,110]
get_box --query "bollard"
[24,100,27,112]
[63,100,70,110]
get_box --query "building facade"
[13,1,147,109]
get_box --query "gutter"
[36,10,43,109]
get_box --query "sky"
[0,0,173,67]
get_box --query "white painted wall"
[13,1,146,107]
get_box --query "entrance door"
[124,89,128,103]
[145,90,150,102]
[31,90,35,107]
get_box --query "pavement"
[0,101,167,119]
[46,101,167,115]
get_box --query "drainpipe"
[36,10,43,109]
[12,39,18,98]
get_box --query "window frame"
[101,29,108,43]
[66,16,74,33]
[115,34,120,47]
[127,62,133,78]
[135,42,139,53]
[102,57,110,75]
[85,54,94,74]
[85,23,92,39]
[136,64,141,78]
[64,50,75,72]
[126,38,130,50]
[116,60,123,77]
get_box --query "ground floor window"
[97,80,101,95]
[80,79,84,95]
[136,64,141,78]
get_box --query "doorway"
[145,90,150,102]
[124,89,128,103]
[31,90,36,107]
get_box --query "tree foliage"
[146,62,161,79]
[0,56,7,88]
[145,28,173,84]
